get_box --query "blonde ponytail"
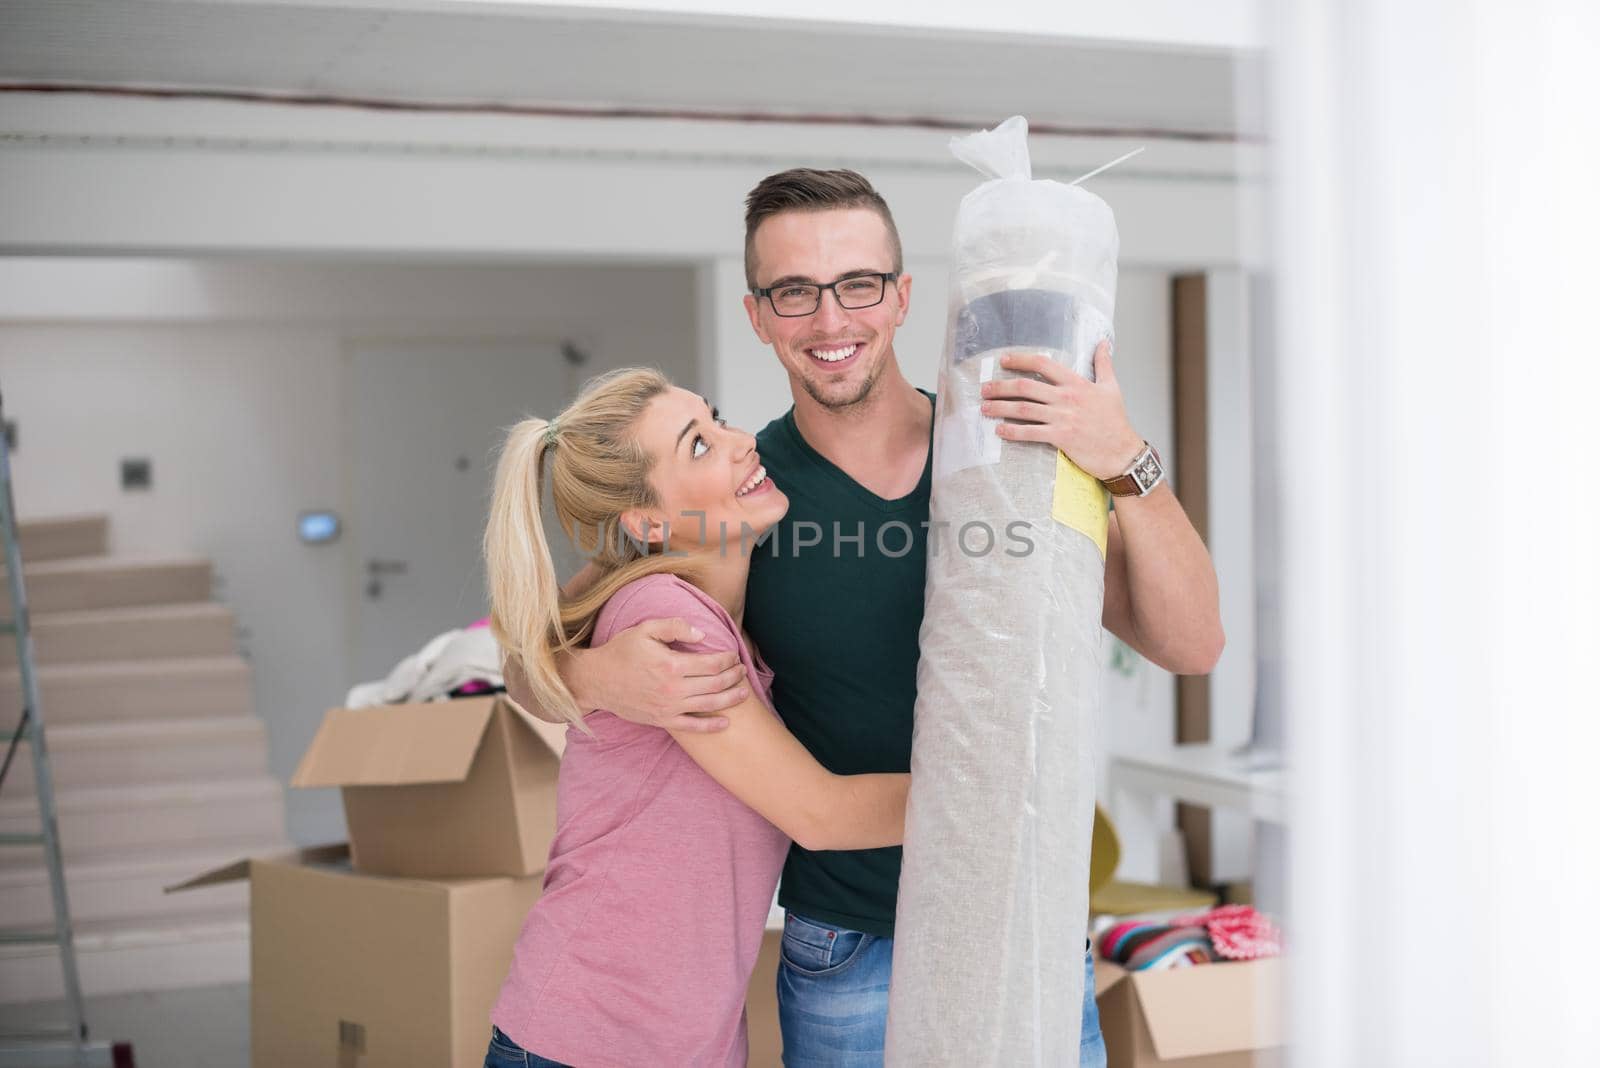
[484,367,704,726]
[484,416,577,723]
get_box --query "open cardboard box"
[291,695,566,878]
[183,699,788,1064]
[169,845,541,1068]
[169,847,786,1067]
[1095,955,1284,1067]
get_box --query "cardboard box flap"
[1093,957,1127,998]
[1133,958,1284,1060]
[165,842,352,893]
[291,698,498,788]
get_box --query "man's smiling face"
[743,207,912,412]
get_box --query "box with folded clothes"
[169,845,542,1068]
[1093,906,1285,1067]
[1095,956,1283,1067]
[291,695,567,878]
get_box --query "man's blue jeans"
[776,910,1108,1067]
[482,1026,571,1068]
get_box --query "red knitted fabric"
[1173,904,1282,961]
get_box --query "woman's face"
[629,386,788,556]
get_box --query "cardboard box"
[172,849,787,1067]
[171,845,541,1068]
[746,928,783,1068]
[1095,957,1284,1067]
[291,695,566,878]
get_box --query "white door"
[345,338,574,685]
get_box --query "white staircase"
[0,515,290,1003]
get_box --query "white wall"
[0,257,700,844]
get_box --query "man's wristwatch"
[1100,441,1165,498]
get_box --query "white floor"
[0,983,248,1068]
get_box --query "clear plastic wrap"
[885,116,1117,1064]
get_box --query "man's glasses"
[753,272,899,318]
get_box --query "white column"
[1274,2,1600,1064]
[1204,268,1259,882]
[695,255,789,431]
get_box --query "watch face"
[1133,453,1163,491]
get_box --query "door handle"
[365,558,408,600]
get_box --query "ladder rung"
[0,927,63,946]
[0,832,44,846]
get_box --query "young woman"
[481,367,909,1068]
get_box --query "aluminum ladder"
[0,391,127,1067]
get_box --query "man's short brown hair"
[742,168,904,290]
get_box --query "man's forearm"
[1108,484,1224,675]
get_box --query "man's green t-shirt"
[743,391,935,938]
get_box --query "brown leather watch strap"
[1101,471,1141,497]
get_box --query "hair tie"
[543,419,561,446]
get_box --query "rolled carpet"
[886,116,1119,1065]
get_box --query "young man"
[546,169,1223,1065]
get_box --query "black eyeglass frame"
[752,272,901,318]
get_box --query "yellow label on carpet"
[1052,451,1109,558]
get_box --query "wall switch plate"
[121,457,152,490]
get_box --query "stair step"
[0,778,286,867]
[12,515,109,563]
[0,912,248,1002]
[1,718,269,791]
[0,656,253,726]
[0,839,288,929]
[0,604,237,667]
[0,928,60,946]
[12,556,212,615]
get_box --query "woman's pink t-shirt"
[491,574,789,1067]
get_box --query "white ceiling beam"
[221,0,1265,53]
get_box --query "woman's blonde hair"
[484,366,702,726]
